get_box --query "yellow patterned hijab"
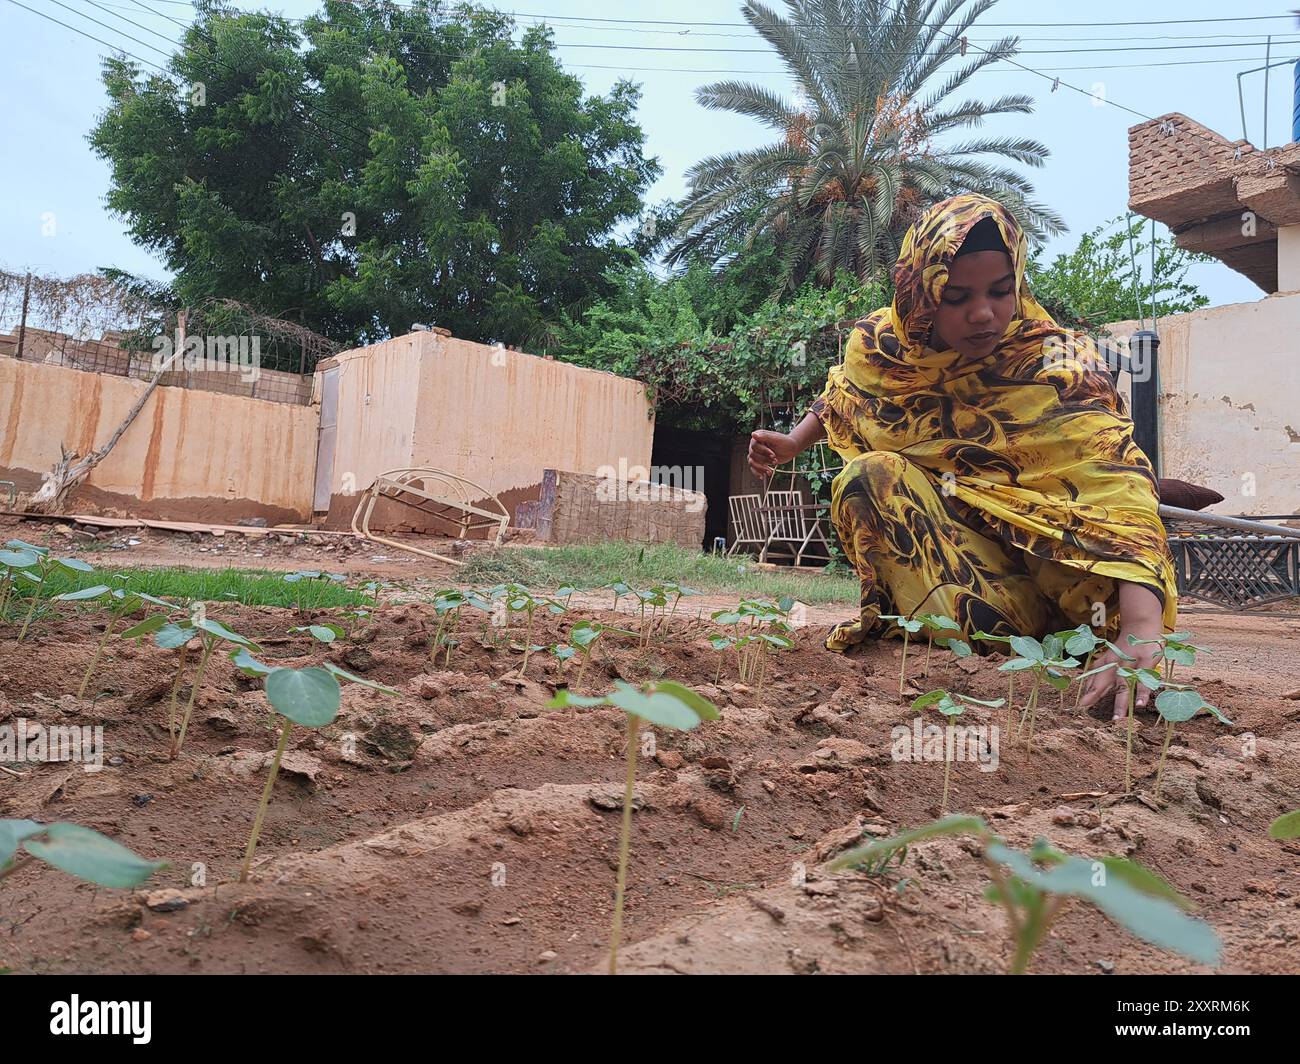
[817,193,1176,629]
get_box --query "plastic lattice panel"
[1167,537,1300,609]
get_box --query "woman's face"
[930,250,1016,359]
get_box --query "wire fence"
[0,268,338,406]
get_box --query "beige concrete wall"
[1105,290,1300,515]
[322,331,654,528]
[0,357,318,522]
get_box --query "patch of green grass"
[3,566,373,615]
[458,542,859,605]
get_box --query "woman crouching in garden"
[748,194,1176,722]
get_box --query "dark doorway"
[650,426,731,549]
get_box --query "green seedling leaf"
[1009,635,1045,661]
[321,662,399,695]
[1097,857,1193,911]
[1,820,44,866]
[155,623,197,650]
[1268,809,1300,840]
[55,557,94,574]
[985,841,1220,966]
[940,638,972,658]
[4,539,48,555]
[547,690,609,709]
[194,617,259,650]
[23,823,165,888]
[607,684,704,731]
[970,631,1011,645]
[120,614,170,640]
[0,549,39,569]
[1062,626,1100,656]
[265,667,341,727]
[911,690,949,710]
[553,645,577,661]
[55,585,112,602]
[829,815,989,872]
[290,623,345,644]
[229,648,275,677]
[998,658,1038,672]
[651,681,721,722]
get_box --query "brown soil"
[1,521,1298,975]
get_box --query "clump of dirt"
[1,597,1298,974]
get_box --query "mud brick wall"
[518,469,706,548]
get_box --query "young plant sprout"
[0,545,41,618]
[289,621,346,644]
[428,589,470,664]
[916,613,965,676]
[54,585,176,699]
[548,680,719,975]
[1152,689,1232,800]
[605,581,631,612]
[502,585,566,676]
[911,690,1005,814]
[995,634,1080,751]
[1130,631,1207,683]
[880,614,926,695]
[2,819,164,888]
[1079,661,1163,795]
[123,613,261,758]
[563,619,635,692]
[6,544,95,642]
[631,586,668,648]
[710,600,794,697]
[830,816,1221,974]
[652,581,702,636]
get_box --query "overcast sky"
[2,0,1298,312]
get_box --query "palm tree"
[667,0,1066,290]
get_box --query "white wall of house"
[1106,290,1300,517]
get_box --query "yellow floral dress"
[811,194,1177,651]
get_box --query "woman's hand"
[748,430,800,479]
[1078,582,1167,722]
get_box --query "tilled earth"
[1,587,1299,975]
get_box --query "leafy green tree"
[1027,216,1212,333]
[90,0,659,352]
[667,0,1064,291]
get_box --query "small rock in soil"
[689,795,727,830]
[144,889,189,913]
[655,750,684,770]
[364,722,418,762]
[341,647,375,672]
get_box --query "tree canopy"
[90,0,660,351]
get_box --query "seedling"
[548,681,719,975]
[830,816,1220,974]
[911,690,1005,814]
[289,621,346,644]
[710,600,794,697]
[501,585,566,676]
[916,613,967,676]
[1,819,164,888]
[0,545,42,618]
[239,666,340,882]
[6,544,95,641]
[631,586,668,648]
[562,619,635,692]
[649,581,702,638]
[880,614,926,695]
[54,585,176,698]
[123,613,261,758]
[995,634,1081,751]
[1080,662,1163,794]
[1130,631,1207,683]
[605,581,632,612]
[427,589,471,664]
[1152,688,1232,800]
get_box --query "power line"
[3,0,181,80]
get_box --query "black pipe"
[1129,330,1160,476]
